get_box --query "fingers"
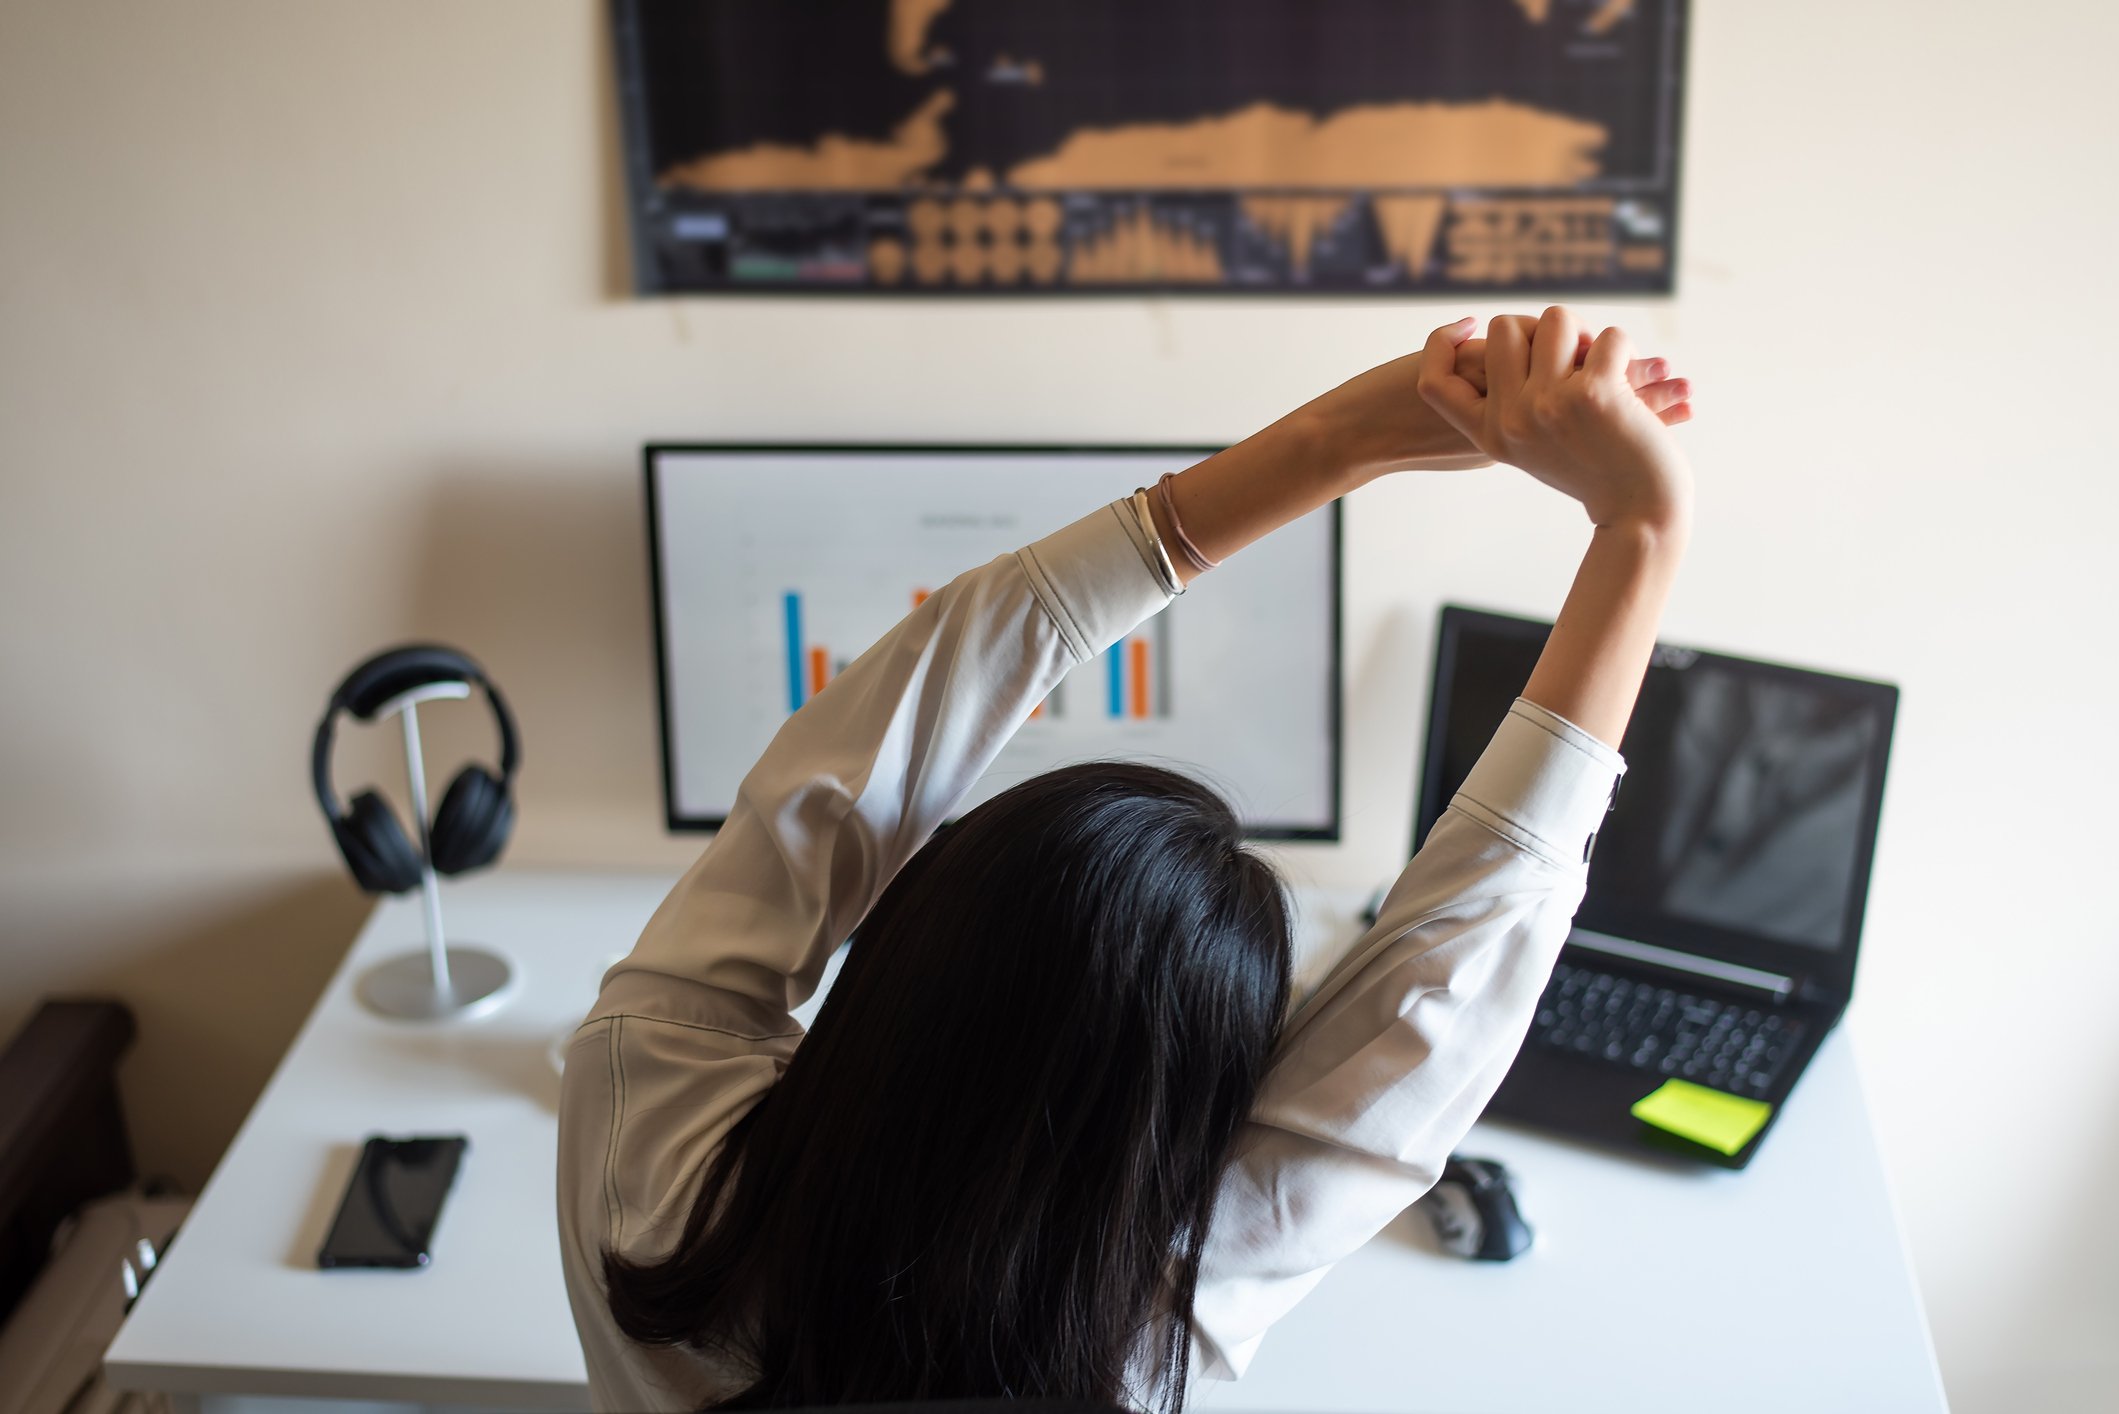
[1527,305,1578,388]
[1454,337,1488,394]
[1635,376,1691,415]
[1583,324,1636,382]
[1489,314,1539,342]
[1469,311,1684,413]
[1627,355,1669,389]
[1416,317,1487,436]
[1485,315,1532,406]
[1658,401,1693,427]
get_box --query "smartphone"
[316,1135,468,1269]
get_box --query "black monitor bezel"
[1415,604,1897,1001]
[645,442,1344,841]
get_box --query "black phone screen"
[317,1135,468,1269]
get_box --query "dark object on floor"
[0,1186,190,1414]
[0,999,137,1332]
[1418,1155,1533,1262]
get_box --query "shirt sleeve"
[590,498,1173,1030]
[1189,699,1625,1379]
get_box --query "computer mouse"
[1417,1155,1533,1262]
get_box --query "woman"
[558,307,1696,1411]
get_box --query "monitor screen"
[1416,608,1896,973]
[648,446,1341,838]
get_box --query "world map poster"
[612,0,1687,295]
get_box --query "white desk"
[106,871,1944,1413]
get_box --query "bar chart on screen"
[781,584,1069,719]
[1105,617,1171,720]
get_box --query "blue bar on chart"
[782,592,805,713]
[1105,618,1171,720]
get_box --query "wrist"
[1269,405,1374,496]
[1592,474,1694,542]
[1590,510,1692,562]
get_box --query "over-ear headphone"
[311,644,520,895]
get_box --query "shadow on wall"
[1953,1100,2119,1413]
[593,0,634,301]
[402,459,674,865]
[55,455,671,1192]
[69,871,371,1191]
[1337,602,1432,867]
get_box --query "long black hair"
[603,761,1293,1410]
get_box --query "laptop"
[1413,606,1898,1169]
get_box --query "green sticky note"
[1631,1079,1773,1156]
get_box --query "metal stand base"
[357,945,516,1021]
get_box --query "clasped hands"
[1294,307,1693,494]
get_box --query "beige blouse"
[557,497,1625,1410]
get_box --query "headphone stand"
[354,682,517,1022]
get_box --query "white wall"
[2,2,2114,1407]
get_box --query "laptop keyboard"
[1530,962,1808,1098]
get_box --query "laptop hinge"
[1568,929,1795,1002]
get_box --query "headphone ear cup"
[338,790,423,894]
[429,766,513,876]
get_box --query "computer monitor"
[647,445,1342,839]
[1415,606,1897,999]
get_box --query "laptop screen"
[1416,607,1897,992]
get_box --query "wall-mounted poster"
[612,0,1686,295]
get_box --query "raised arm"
[1191,308,1696,1377]
[1145,318,1690,587]
[596,327,1693,1033]
[1420,306,1694,745]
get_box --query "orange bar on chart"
[1130,638,1150,719]
[809,647,829,696]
